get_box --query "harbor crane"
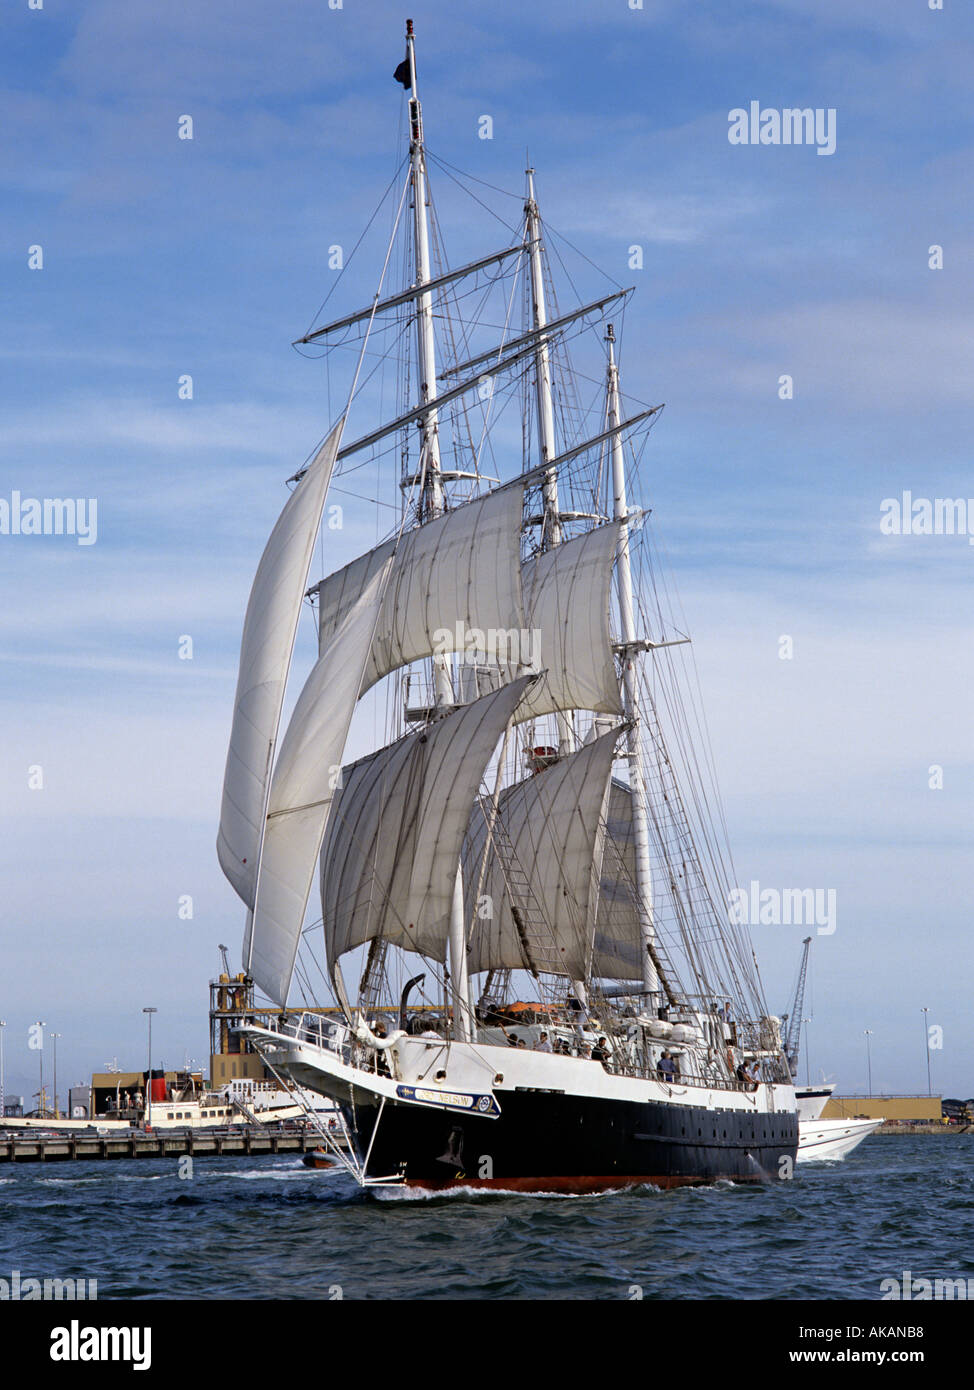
[781,936,812,1078]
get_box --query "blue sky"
[1,0,972,1104]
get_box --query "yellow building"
[823,1095,942,1123]
[210,1052,265,1084]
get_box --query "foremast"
[403,19,449,705]
[402,19,472,1040]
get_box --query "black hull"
[344,1091,798,1193]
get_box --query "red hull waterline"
[404,1172,763,1195]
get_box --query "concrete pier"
[0,1129,338,1164]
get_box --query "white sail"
[244,563,392,1005]
[464,728,620,980]
[321,674,537,968]
[217,418,345,909]
[312,484,526,694]
[592,778,644,981]
[459,523,624,721]
[512,522,624,722]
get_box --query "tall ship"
[217,21,798,1192]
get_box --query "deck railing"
[271,1010,791,1091]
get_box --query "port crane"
[781,935,812,1079]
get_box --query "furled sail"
[217,418,345,909]
[458,522,624,723]
[243,563,392,1006]
[312,484,526,694]
[464,728,620,981]
[321,673,537,968]
[592,778,644,981]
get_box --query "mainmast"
[606,324,658,1005]
[402,20,472,1040]
[525,170,560,546]
[525,169,574,758]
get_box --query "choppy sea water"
[1,1135,971,1300]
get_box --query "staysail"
[464,728,620,981]
[311,483,526,694]
[321,674,537,969]
[244,563,392,1005]
[217,418,345,909]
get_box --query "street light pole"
[0,1020,5,1119]
[864,1029,873,1098]
[921,1007,931,1097]
[143,1008,157,1130]
[51,1032,61,1118]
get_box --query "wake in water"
[37,1172,168,1186]
[372,1180,668,1204]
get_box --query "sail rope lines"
[436,228,526,492]
[599,401,766,1019]
[635,587,766,1017]
[248,1034,401,1187]
[298,154,409,348]
[617,425,769,1019]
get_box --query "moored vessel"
[781,942,882,1161]
[797,1114,882,1162]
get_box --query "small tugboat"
[302,1149,336,1170]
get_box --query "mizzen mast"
[606,323,658,1006]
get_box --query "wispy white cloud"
[0,396,324,454]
